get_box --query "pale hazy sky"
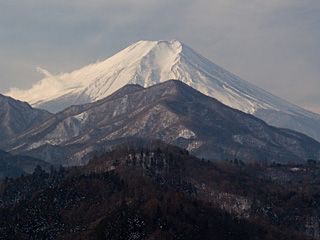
[1,0,320,113]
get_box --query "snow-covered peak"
[6,40,182,111]
[5,40,320,121]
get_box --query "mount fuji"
[6,40,320,141]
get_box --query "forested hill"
[0,150,52,180]
[1,142,319,239]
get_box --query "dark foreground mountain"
[0,150,52,179]
[1,142,318,239]
[2,80,320,166]
[0,94,52,142]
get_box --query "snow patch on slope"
[177,129,196,139]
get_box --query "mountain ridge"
[5,40,320,141]
[2,80,320,166]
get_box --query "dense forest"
[1,141,320,239]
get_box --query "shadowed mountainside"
[2,81,320,166]
[0,94,52,142]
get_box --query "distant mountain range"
[2,81,320,166]
[6,40,320,141]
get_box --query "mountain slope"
[6,40,320,141]
[2,81,320,166]
[0,94,52,141]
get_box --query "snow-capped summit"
[3,40,283,113]
[6,40,320,141]
[7,40,184,112]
